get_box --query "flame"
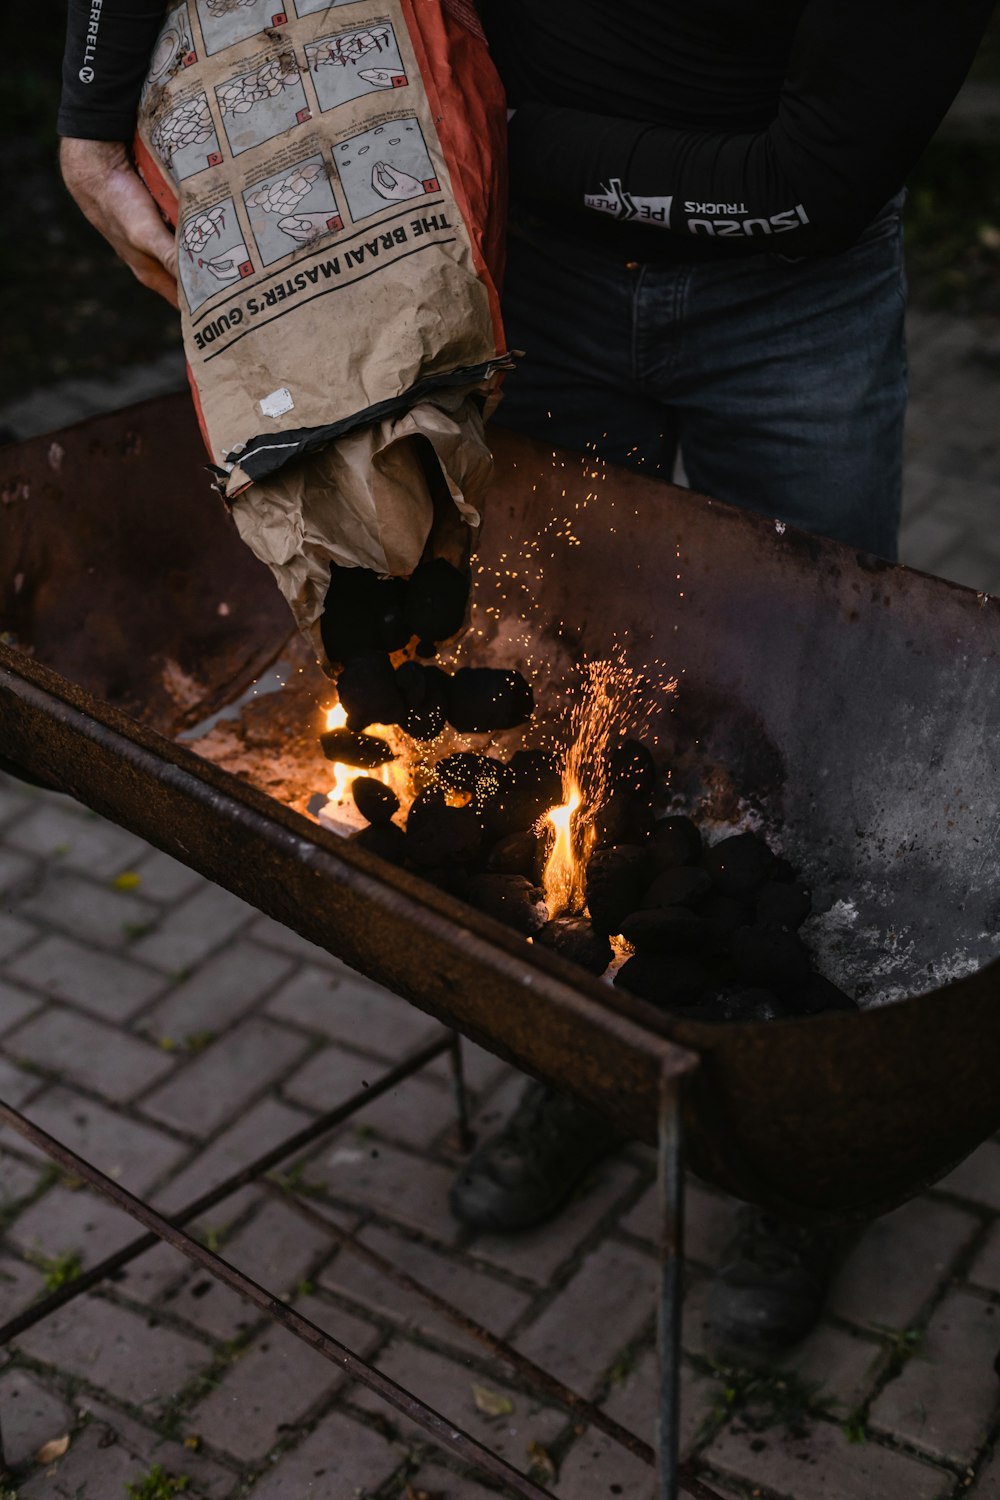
[324,703,360,803]
[542,779,584,918]
[322,702,394,804]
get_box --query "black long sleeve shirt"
[60,0,996,259]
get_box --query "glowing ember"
[542,780,583,917]
[324,703,361,803]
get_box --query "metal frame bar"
[0,1039,724,1499]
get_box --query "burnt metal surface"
[0,395,291,735]
[2,398,1000,1218]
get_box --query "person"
[57,0,995,1362]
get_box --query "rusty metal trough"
[2,393,1000,1498]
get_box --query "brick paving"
[1,306,999,1499]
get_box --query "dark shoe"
[449,1081,621,1231]
[705,1207,851,1362]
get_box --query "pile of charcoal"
[320,560,857,1023]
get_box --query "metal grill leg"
[449,1030,474,1152]
[657,1071,685,1500]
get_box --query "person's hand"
[59,138,179,308]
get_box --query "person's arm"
[507,0,996,255]
[59,0,179,306]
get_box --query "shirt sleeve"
[58,0,166,141]
[506,0,997,255]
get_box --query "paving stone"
[706,1411,952,1500]
[141,1016,311,1136]
[0,911,39,962]
[0,1253,48,1321]
[161,1193,349,1341]
[16,1420,151,1499]
[0,1084,189,1192]
[282,1043,456,1149]
[131,882,258,973]
[320,1221,532,1356]
[130,846,208,902]
[405,1464,501,1500]
[189,1294,380,1462]
[554,1428,656,1499]
[0,846,37,896]
[0,1366,74,1466]
[514,1240,657,1397]
[115,1239,189,1310]
[249,913,357,968]
[0,1148,44,1207]
[599,1345,719,1457]
[0,774,31,829]
[7,933,167,1021]
[937,1139,1000,1211]
[137,940,295,1046]
[4,1002,175,1101]
[350,1338,567,1462]
[265,962,443,1057]
[621,1178,737,1268]
[244,1408,401,1499]
[8,1185,139,1269]
[968,1220,1000,1293]
[469,1155,640,1283]
[6,803,148,878]
[75,1395,234,1498]
[15,867,159,948]
[827,1196,978,1329]
[426,1037,512,1098]
[0,1050,47,1107]
[870,1289,1000,1465]
[971,1443,1000,1496]
[779,1322,885,1414]
[153,1096,314,1218]
[303,1137,461,1243]
[15,1293,211,1408]
[1,976,44,1035]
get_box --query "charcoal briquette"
[585,845,649,935]
[789,974,859,1017]
[320,563,409,664]
[618,908,712,954]
[641,865,712,911]
[482,750,562,839]
[468,873,548,934]
[614,952,709,1007]
[445,668,534,733]
[486,828,545,880]
[594,789,654,847]
[406,789,481,866]
[650,816,702,870]
[337,651,406,731]
[755,880,812,930]
[396,662,449,740]
[403,558,470,645]
[609,738,656,799]
[351,776,399,824]
[713,987,790,1023]
[350,821,408,865]
[508,748,562,800]
[772,856,798,884]
[700,893,751,944]
[536,917,613,975]
[319,728,394,768]
[731,923,812,994]
[702,832,777,898]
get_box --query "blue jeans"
[495,197,908,559]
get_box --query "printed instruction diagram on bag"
[243,154,343,263]
[142,0,197,100]
[305,24,407,112]
[334,116,438,224]
[151,92,224,182]
[215,53,311,155]
[179,198,255,311]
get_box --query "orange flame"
[324,703,360,803]
[542,779,584,917]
